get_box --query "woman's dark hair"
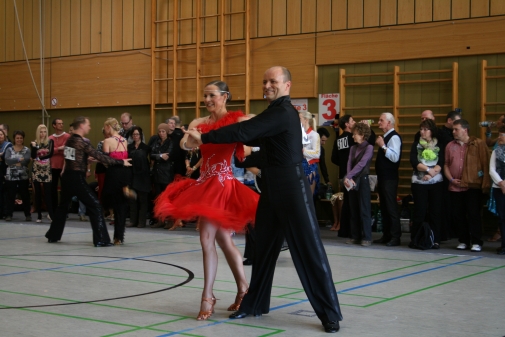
[0,129,7,140]
[13,130,25,139]
[70,116,88,129]
[130,126,144,142]
[205,80,232,102]
[351,123,371,140]
[419,119,438,139]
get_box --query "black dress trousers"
[240,163,343,323]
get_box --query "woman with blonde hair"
[102,117,132,245]
[299,111,320,194]
[30,124,54,222]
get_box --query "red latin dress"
[154,111,259,231]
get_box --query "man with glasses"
[119,112,144,144]
[49,118,71,213]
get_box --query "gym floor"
[1,213,504,337]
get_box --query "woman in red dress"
[154,81,259,320]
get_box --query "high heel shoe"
[113,238,124,246]
[197,297,217,321]
[227,289,248,311]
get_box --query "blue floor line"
[0,248,204,277]
[155,255,484,337]
[0,231,92,241]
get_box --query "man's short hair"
[121,112,132,120]
[172,115,181,127]
[280,66,291,82]
[382,112,396,126]
[453,119,470,132]
[446,110,461,122]
[317,127,330,138]
[338,115,352,130]
[52,118,61,126]
[0,124,9,132]
[499,125,505,134]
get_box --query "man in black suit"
[185,66,343,333]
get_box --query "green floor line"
[326,252,458,263]
[363,265,505,307]
[334,256,457,285]
[340,293,388,299]
[0,288,288,336]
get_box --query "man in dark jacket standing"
[185,66,343,333]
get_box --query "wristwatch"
[382,145,387,151]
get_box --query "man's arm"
[201,107,287,144]
[385,135,401,163]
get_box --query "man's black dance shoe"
[94,242,114,247]
[229,311,262,319]
[322,321,340,333]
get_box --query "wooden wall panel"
[397,0,414,24]
[271,0,287,36]
[43,0,52,58]
[0,59,50,111]
[452,0,470,19]
[203,0,218,42]
[144,0,151,48]
[50,0,61,57]
[49,51,151,108]
[364,0,379,28]
[250,34,316,99]
[23,1,33,59]
[415,0,432,23]
[200,46,220,77]
[249,0,258,38]
[157,0,169,47]
[286,0,302,34]
[0,1,6,62]
[101,0,112,52]
[69,0,80,56]
[301,0,317,33]
[230,0,245,40]
[133,0,145,49]
[433,0,451,21]
[317,17,505,65]
[90,0,102,53]
[179,0,194,45]
[331,0,347,30]
[80,0,94,55]
[155,51,170,103]
[123,0,134,50]
[347,0,363,29]
[61,0,71,56]
[316,0,332,32]
[31,1,41,59]
[491,0,505,15]
[471,0,489,17]
[111,0,123,51]
[257,0,273,37]
[380,0,397,26]
[12,1,22,60]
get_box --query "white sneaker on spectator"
[456,243,467,250]
[470,244,482,252]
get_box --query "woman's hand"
[499,180,505,194]
[123,158,132,167]
[160,153,169,161]
[184,129,203,147]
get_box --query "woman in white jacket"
[489,126,505,255]
[300,111,320,194]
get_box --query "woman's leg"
[216,227,249,291]
[33,182,43,219]
[199,221,219,313]
[43,182,54,220]
[19,180,31,218]
[4,180,16,217]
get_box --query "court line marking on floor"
[0,292,285,337]
[155,256,489,337]
[0,231,92,241]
